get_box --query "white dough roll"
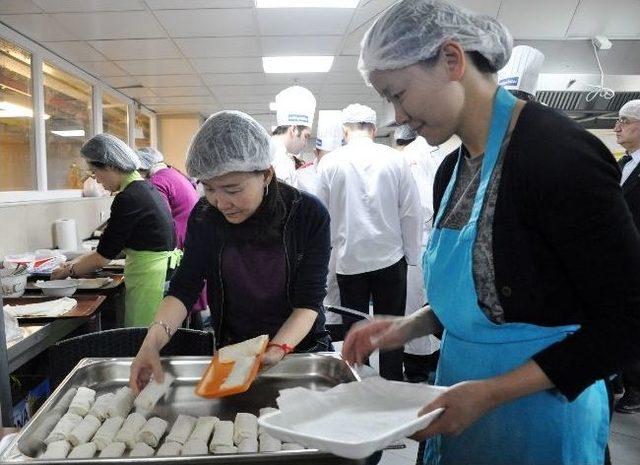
[52,388,77,414]
[41,440,70,459]
[214,445,238,454]
[99,441,126,458]
[107,386,135,419]
[129,442,155,457]
[181,439,208,456]
[233,412,258,444]
[156,441,182,456]
[68,414,101,446]
[237,437,258,453]
[89,393,114,421]
[259,432,282,452]
[115,413,147,449]
[68,442,97,458]
[138,417,168,447]
[188,416,218,443]
[92,416,124,451]
[45,412,82,444]
[209,420,234,451]
[134,373,174,413]
[68,387,96,417]
[165,414,196,445]
[258,407,278,435]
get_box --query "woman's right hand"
[341,316,414,366]
[129,344,164,394]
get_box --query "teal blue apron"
[422,87,609,465]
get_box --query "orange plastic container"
[195,339,268,398]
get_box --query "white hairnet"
[81,133,140,171]
[186,110,273,180]
[620,100,640,120]
[136,147,164,170]
[394,124,417,141]
[358,0,513,84]
[342,104,377,125]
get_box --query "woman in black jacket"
[130,111,331,392]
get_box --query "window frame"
[0,23,157,204]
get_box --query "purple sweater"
[149,167,199,249]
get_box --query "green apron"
[119,172,182,327]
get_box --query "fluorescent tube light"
[256,0,359,7]
[262,56,334,74]
[51,129,85,137]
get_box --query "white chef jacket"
[317,137,422,275]
[621,148,640,186]
[271,137,297,187]
[296,158,322,197]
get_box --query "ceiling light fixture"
[262,56,334,74]
[51,129,85,137]
[256,0,359,8]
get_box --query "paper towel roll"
[54,219,78,251]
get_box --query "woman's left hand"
[51,263,72,280]
[412,380,499,441]
[260,346,285,370]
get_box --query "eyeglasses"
[615,117,640,126]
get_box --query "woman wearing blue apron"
[342,1,640,464]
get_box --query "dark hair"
[420,50,497,74]
[396,138,415,146]
[272,125,308,136]
[343,122,376,133]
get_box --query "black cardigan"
[167,182,330,349]
[433,102,640,401]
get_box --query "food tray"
[0,354,365,464]
[2,295,106,321]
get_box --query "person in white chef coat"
[297,110,345,341]
[394,124,442,383]
[316,103,422,381]
[271,86,317,187]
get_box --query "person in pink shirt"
[137,147,207,327]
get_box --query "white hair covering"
[358,0,513,84]
[620,100,640,120]
[81,133,140,171]
[136,147,164,170]
[186,110,273,180]
[342,104,377,125]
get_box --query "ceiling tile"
[136,74,203,87]
[152,95,217,105]
[323,83,377,95]
[153,104,216,115]
[146,0,254,9]
[89,38,181,60]
[154,9,256,37]
[150,86,210,97]
[257,9,352,36]
[78,60,128,76]
[103,75,143,87]
[498,0,580,39]
[175,37,260,58]
[218,102,271,112]
[332,55,359,72]
[202,73,267,86]
[32,0,145,12]
[0,1,43,14]
[115,58,193,75]
[52,11,165,40]
[0,14,76,41]
[216,94,274,104]
[121,87,156,98]
[45,41,106,61]
[566,0,640,38]
[211,84,320,97]
[191,57,262,73]
[261,35,342,55]
[263,73,326,84]
[348,0,396,33]
[326,71,364,83]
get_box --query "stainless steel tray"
[0,354,367,464]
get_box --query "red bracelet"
[267,342,295,354]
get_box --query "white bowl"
[34,279,79,297]
[0,271,28,298]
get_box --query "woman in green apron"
[342,1,640,464]
[52,133,178,327]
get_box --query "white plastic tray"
[259,377,446,459]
